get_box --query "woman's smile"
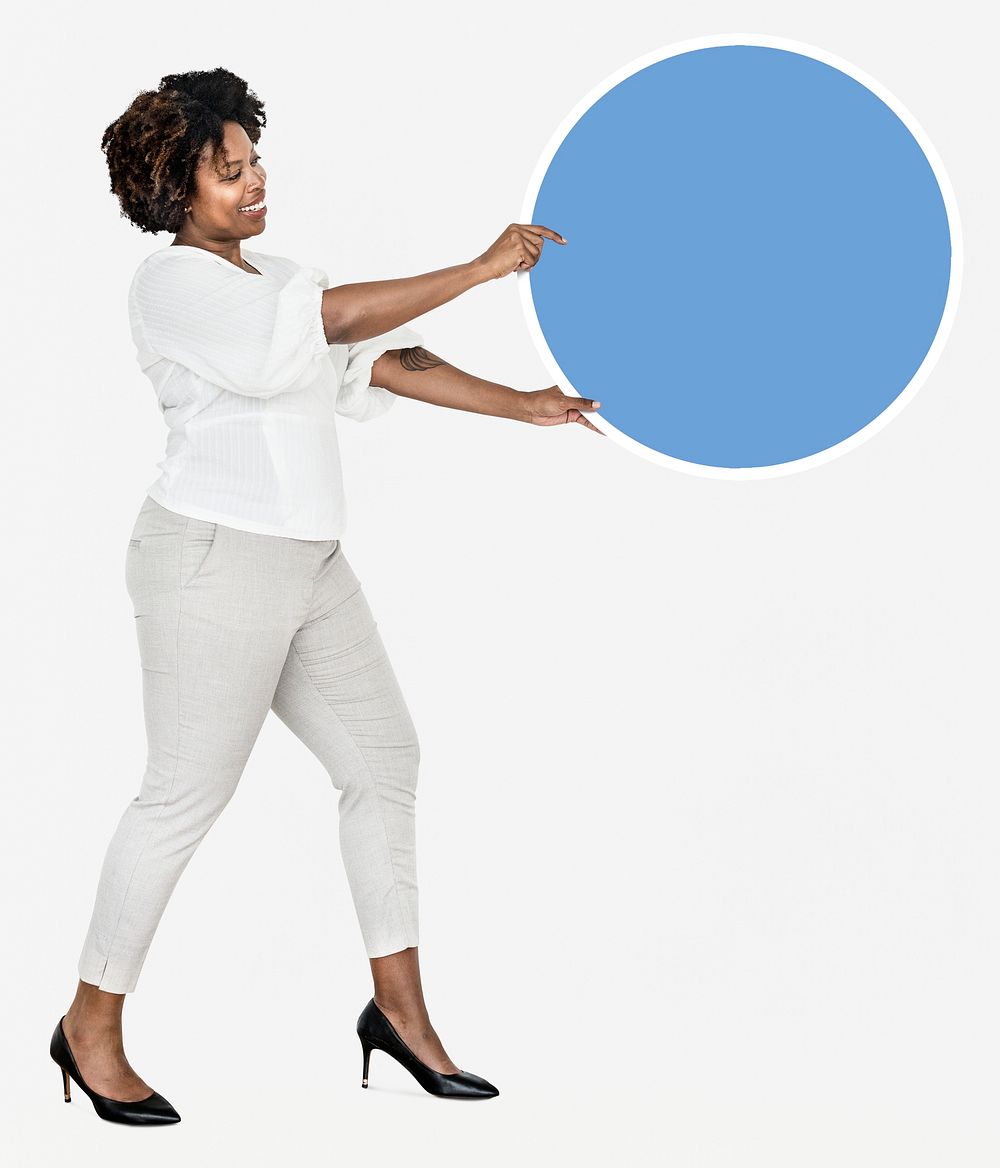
[238,195,266,219]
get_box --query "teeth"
[239,200,265,212]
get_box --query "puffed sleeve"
[335,323,425,422]
[130,249,332,398]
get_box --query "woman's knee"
[332,736,419,801]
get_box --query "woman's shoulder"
[133,244,300,272]
[128,245,328,300]
[130,244,217,286]
[247,251,331,289]
[244,249,299,276]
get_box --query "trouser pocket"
[125,502,222,602]
[179,519,220,589]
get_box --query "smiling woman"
[57,61,599,1128]
[53,65,510,1130]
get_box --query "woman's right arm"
[321,222,567,344]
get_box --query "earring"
[184,206,191,212]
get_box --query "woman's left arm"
[371,347,604,433]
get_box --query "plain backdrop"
[2,2,997,1165]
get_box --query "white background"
[2,1,997,1164]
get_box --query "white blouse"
[128,244,424,540]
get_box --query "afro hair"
[101,66,266,234]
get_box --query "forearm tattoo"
[398,346,446,372]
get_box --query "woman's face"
[181,120,267,242]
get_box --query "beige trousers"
[77,495,420,993]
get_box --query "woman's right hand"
[474,223,567,280]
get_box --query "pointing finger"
[522,224,568,244]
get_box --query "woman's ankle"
[65,980,126,1033]
[374,993,429,1020]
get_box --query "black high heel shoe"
[50,1015,181,1125]
[357,998,499,1098]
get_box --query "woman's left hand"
[522,387,605,434]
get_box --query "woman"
[50,66,601,1125]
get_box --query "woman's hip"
[125,495,340,624]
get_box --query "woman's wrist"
[464,255,493,286]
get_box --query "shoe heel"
[360,1035,373,1088]
[61,1066,71,1102]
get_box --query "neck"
[170,233,248,270]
